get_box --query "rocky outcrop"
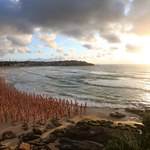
[0,120,142,150]
[57,138,105,150]
[109,112,126,118]
[21,132,40,142]
[2,131,16,140]
[125,107,144,115]
[32,128,43,135]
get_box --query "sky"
[0,0,150,64]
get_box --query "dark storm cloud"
[0,0,126,36]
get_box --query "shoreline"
[0,107,144,149]
[0,77,146,149]
[0,106,142,133]
[0,76,143,135]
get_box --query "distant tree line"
[0,60,94,67]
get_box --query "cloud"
[37,50,44,54]
[56,48,63,53]
[0,0,126,36]
[102,34,121,43]
[39,32,58,49]
[110,46,118,50]
[128,0,150,35]
[0,0,128,61]
[7,34,32,46]
[2,0,150,63]
[0,34,32,57]
[126,44,142,53]
[34,45,43,49]
[83,44,94,49]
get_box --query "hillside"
[0,60,94,67]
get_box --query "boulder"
[31,144,51,150]
[51,119,62,127]
[125,107,144,115]
[21,132,40,142]
[58,138,104,150]
[32,128,43,135]
[2,131,16,140]
[0,135,3,142]
[0,144,8,150]
[22,122,29,131]
[109,112,126,118]
[46,123,54,129]
[66,120,75,124]
[19,142,30,150]
[43,129,66,144]
[134,123,146,133]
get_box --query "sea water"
[1,64,150,109]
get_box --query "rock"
[118,123,123,126]
[31,144,51,150]
[0,135,3,142]
[21,132,40,142]
[125,107,144,115]
[58,138,105,150]
[46,123,54,129]
[66,120,75,124]
[19,142,30,150]
[25,139,51,150]
[94,120,113,127]
[134,123,146,133]
[2,131,16,140]
[46,129,66,144]
[57,144,73,150]
[22,122,29,131]
[33,128,43,135]
[17,133,26,140]
[0,143,8,150]
[61,120,141,146]
[109,112,126,118]
[144,106,150,113]
[63,123,111,144]
[51,119,62,127]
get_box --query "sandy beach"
[0,77,146,149]
[0,106,143,149]
[0,106,142,134]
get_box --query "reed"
[0,77,87,126]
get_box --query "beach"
[0,66,149,149]
[0,105,144,149]
[1,0,150,149]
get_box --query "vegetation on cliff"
[0,60,94,67]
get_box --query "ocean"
[1,64,150,109]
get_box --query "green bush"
[141,114,150,149]
[142,114,150,133]
[106,134,141,150]
[141,133,150,149]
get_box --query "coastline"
[0,106,143,149]
[0,106,142,134]
[0,77,146,149]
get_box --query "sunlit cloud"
[0,0,150,64]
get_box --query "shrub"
[142,114,150,133]
[106,134,141,150]
[141,114,150,149]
